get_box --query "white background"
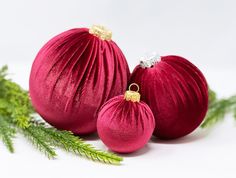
[0,0,236,177]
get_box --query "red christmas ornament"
[29,25,130,135]
[97,83,155,153]
[129,54,208,139]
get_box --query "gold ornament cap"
[89,25,112,41]
[124,83,141,102]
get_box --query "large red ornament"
[29,25,130,135]
[97,83,155,153]
[129,54,208,139]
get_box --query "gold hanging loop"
[124,83,141,102]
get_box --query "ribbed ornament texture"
[129,55,208,139]
[97,95,155,153]
[29,28,130,134]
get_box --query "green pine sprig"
[31,121,123,164]
[0,116,16,153]
[20,123,57,159]
[0,65,123,165]
[201,88,236,128]
[0,65,33,128]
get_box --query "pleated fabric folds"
[97,95,155,153]
[129,55,208,139]
[29,28,130,134]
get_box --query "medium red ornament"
[97,83,155,153]
[129,54,208,139]
[29,25,130,135]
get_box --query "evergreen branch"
[0,65,8,78]
[31,121,123,164]
[201,89,236,128]
[0,65,33,128]
[0,115,16,153]
[208,88,217,105]
[20,124,57,159]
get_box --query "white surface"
[0,0,236,178]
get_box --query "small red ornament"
[129,54,208,139]
[97,83,155,153]
[29,25,130,135]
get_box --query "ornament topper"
[124,83,141,102]
[89,25,112,40]
[140,52,160,68]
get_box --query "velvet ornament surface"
[29,27,130,134]
[97,94,155,153]
[129,55,208,139]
